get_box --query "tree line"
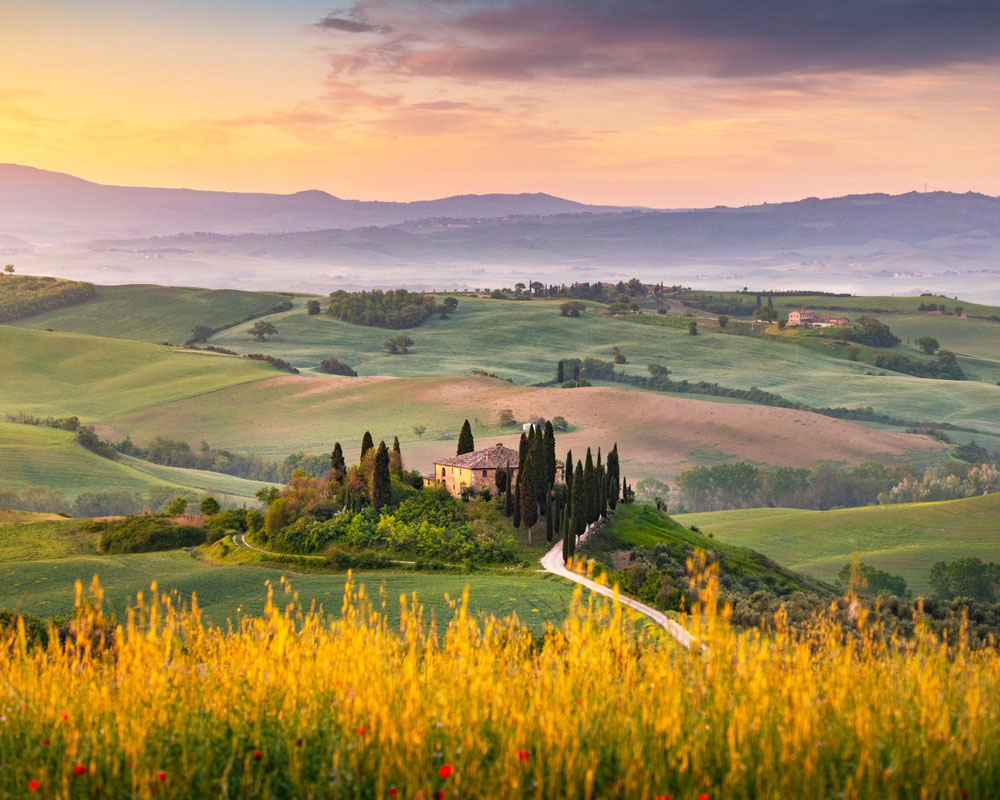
[0,275,96,323]
[327,289,457,329]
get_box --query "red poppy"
[698,795,709,800]
[158,771,167,782]
[61,712,69,721]
[73,765,87,776]
[28,780,39,793]
[518,749,530,762]
[438,764,454,779]
[356,725,367,736]
[40,739,50,746]
[959,792,968,800]
[656,795,672,800]
[253,750,262,761]
[436,792,445,800]
[389,789,398,798]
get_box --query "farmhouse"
[787,309,817,327]
[425,443,521,497]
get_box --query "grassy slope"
[207,297,1000,436]
[593,504,831,594]
[0,511,96,562]
[0,423,267,502]
[681,291,1000,318]
[12,284,292,344]
[0,326,274,419]
[0,550,575,631]
[674,493,1000,594]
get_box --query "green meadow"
[0,423,269,503]
[0,511,96,562]
[12,283,292,344]
[675,493,1000,594]
[0,549,576,632]
[0,326,274,419]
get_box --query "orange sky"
[4,1,1000,206]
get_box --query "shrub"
[318,358,358,376]
[93,516,206,554]
[328,289,436,329]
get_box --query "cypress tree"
[565,450,574,493]
[545,493,553,542]
[543,421,557,488]
[330,442,346,484]
[495,462,509,496]
[518,432,529,472]
[519,450,539,529]
[390,436,403,475]
[360,431,374,460]
[371,441,391,511]
[557,360,565,383]
[457,419,475,455]
[607,444,620,510]
[561,515,570,561]
[529,428,547,511]
[583,448,596,525]
[513,482,521,528]
[571,462,585,537]
[504,467,515,517]
[553,487,562,534]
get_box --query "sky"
[3,0,1000,207]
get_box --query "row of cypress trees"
[491,421,624,554]
[331,431,405,513]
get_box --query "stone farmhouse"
[425,443,521,497]
[787,309,850,328]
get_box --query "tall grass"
[1,572,998,799]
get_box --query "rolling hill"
[675,493,1000,594]
[0,326,275,419]
[0,423,272,504]
[11,283,293,344]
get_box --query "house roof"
[434,443,520,469]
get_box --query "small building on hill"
[787,309,817,327]
[425,443,521,497]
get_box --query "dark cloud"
[313,10,388,34]
[327,0,1000,79]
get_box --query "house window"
[441,468,446,477]
[482,470,488,477]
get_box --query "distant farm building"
[787,310,850,328]
[425,443,521,497]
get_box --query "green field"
[0,549,576,631]
[681,291,1000,318]
[12,283,293,344]
[0,511,96,562]
[205,297,1000,437]
[0,325,274,419]
[0,423,269,503]
[675,493,1000,594]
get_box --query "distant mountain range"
[0,164,639,245]
[5,163,1000,299]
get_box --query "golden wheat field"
[1,574,998,800]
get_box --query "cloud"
[312,5,390,34]
[320,0,1000,81]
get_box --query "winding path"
[540,529,700,650]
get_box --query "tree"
[583,448,597,525]
[519,449,539,530]
[717,315,729,329]
[189,324,214,343]
[512,483,521,528]
[390,436,404,475]
[318,358,357,376]
[330,442,347,484]
[551,415,569,431]
[556,360,565,383]
[457,419,475,455]
[200,496,221,516]
[505,467,515,517]
[306,300,321,315]
[846,344,861,361]
[688,320,698,336]
[543,421,557,487]
[929,557,999,602]
[916,336,940,355]
[611,346,626,364]
[777,318,787,330]
[360,431,374,460]
[384,335,415,354]
[565,450,574,494]
[560,301,585,317]
[165,497,188,516]
[606,444,620,510]
[498,408,516,426]
[442,297,459,314]
[495,462,510,496]
[371,441,391,511]
[837,561,908,597]
[571,462,585,536]
[255,486,279,507]
[413,424,426,438]
[3,264,13,276]
[249,321,277,342]
[545,494,554,542]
